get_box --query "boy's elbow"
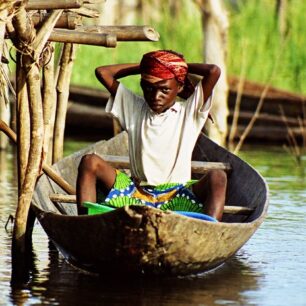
[211,65,221,79]
[95,67,104,81]
[95,67,112,85]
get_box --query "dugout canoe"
[31,132,269,276]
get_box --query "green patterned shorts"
[96,171,204,213]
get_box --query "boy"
[76,50,227,221]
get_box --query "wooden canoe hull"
[32,132,269,276]
[33,205,263,275]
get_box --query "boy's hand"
[178,77,195,100]
[95,64,140,97]
[187,63,221,103]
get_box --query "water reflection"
[10,243,261,306]
[1,145,306,305]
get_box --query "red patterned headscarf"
[140,50,188,85]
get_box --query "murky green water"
[0,143,305,306]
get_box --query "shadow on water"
[9,241,262,306]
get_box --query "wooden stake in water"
[53,43,77,163]
[10,6,64,282]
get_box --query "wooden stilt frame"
[53,43,77,163]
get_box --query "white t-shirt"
[106,82,212,185]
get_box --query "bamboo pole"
[0,8,9,149]
[0,76,9,150]
[10,5,64,282]
[84,0,105,3]
[26,0,83,10]
[68,7,99,18]
[49,29,117,47]
[16,53,30,191]
[42,43,57,165]
[197,0,229,146]
[32,12,82,30]
[33,10,64,54]
[53,43,77,163]
[0,8,7,74]
[14,59,44,253]
[79,25,160,41]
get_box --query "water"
[0,144,305,306]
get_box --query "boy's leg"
[192,169,227,221]
[76,153,117,214]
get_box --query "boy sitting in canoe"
[77,50,227,221]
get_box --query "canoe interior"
[31,132,269,275]
[32,131,268,223]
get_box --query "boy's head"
[140,50,190,113]
[140,50,188,85]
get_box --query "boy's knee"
[79,154,101,173]
[209,169,227,188]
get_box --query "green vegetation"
[71,0,306,95]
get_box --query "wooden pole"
[32,12,82,30]
[53,43,77,163]
[42,43,57,164]
[68,7,100,18]
[49,29,117,47]
[79,25,160,41]
[197,0,229,146]
[33,10,64,53]
[26,0,83,10]
[275,0,288,41]
[0,8,9,149]
[10,5,64,283]
[16,53,30,191]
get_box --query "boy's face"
[141,78,182,114]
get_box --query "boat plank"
[102,155,231,173]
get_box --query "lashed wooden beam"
[83,0,104,3]
[32,12,82,29]
[68,7,99,18]
[26,0,83,10]
[80,25,160,41]
[49,29,116,47]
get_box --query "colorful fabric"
[140,50,188,85]
[97,170,204,213]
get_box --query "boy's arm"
[187,63,221,103]
[95,64,140,97]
